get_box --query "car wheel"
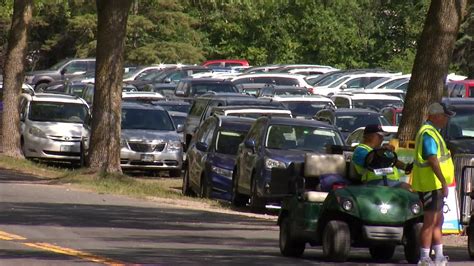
[199,174,211,198]
[322,220,350,262]
[469,221,474,259]
[369,245,395,261]
[231,168,248,207]
[35,83,48,92]
[169,169,181,178]
[182,167,195,196]
[249,176,265,211]
[404,222,422,263]
[279,215,305,257]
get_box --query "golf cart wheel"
[322,220,350,262]
[181,166,195,196]
[468,221,474,259]
[279,216,305,257]
[231,170,248,207]
[404,222,422,263]
[249,176,265,211]
[369,245,395,261]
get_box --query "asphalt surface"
[0,168,472,265]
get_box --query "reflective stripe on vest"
[353,144,400,183]
[412,124,455,192]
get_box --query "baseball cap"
[428,102,455,117]
[364,124,389,136]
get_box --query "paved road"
[0,169,472,265]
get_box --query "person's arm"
[427,155,449,197]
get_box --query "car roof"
[212,105,287,111]
[213,115,256,130]
[196,92,250,100]
[332,93,402,100]
[352,126,399,133]
[231,73,306,79]
[122,91,164,98]
[152,100,190,105]
[25,93,87,105]
[321,108,380,115]
[167,111,187,117]
[265,117,336,128]
[271,95,333,102]
[179,78,232,83]
[122,101,166,111]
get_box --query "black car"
[183,116,255,200]
[258,85,310,98]
[314,107,391,140]
[153,100,191,114]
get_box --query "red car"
[447,80,474,98]
[202,59,250,67]
[380,106,403,126]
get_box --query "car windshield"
[136,70,163,81]
[365,77,391,89]
[216,130,246,155]
[192,84,237,95]
[121,108,174,131]
[265,125,343,152]
[335,114,390,133]
[282,101,332,117]
[48,59,70,71]
[29,102,89,123]
[446,109,474,139]
[352,99,403,111]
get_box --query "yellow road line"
[23,242,124,266]
[0,230,26,240]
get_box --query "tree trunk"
[1,0,33,158]
[398,0,466,141]
[87,0,132,173]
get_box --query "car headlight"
[212,166,233,178]
[411,203,421,215]
[167,141,181,151]
[29,126,47,138]
[264,158,286,169]
[120,139,129,149]
[342,199,353,211]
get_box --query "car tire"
[199,173,212,198]
[249,176,265,211]
[169,169,181,178]
[322,220,350,262]
[469,221,474,259]
[404,222,422,263]
[369,245,395,261]
[182,167,195,196]
[35,82,48,92]
[279,216,305,257]
[231,168,248,207]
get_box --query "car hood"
[448,139,474,154]
[30,122,89,137]
[265,148,307,164]
[122,129,180,142]
[209,153,236,170]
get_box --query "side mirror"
[196,141,208,152]
[164,77,172,83]
[60,68,67,75]
[244,139,256,149]
[176,124,184,133]
[340,84,347,90]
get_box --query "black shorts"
[419,189,444,212]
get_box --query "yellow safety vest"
[353,144,400,183]
[412,123,455,192]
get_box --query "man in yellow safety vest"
[413,102,455,266]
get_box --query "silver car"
[120,102,183,176]
[19,93,91,162]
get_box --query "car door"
[188,118,213,190]
[239,119,266,194]
[19,97,29,136]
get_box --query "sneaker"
[418,257,434,266]
[434,256,449,266]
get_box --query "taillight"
[332,183,346,190]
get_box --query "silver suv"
[19,93,91,162]
[120,102,183,176]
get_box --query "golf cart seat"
[303,153,347,202]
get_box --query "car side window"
[203,120,217,146]
[334,97,350,108]
[189,99,207,117]
[65,61,88,73]
[195,119,211,143]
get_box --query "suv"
[19,93,91,162]
[271,95,335,118]
[257,85,309,98]
[25,58,95,90]
[174,78,239,98]
[120,102,183,176]
[330,93,403,111]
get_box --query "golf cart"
[273,148,423,262]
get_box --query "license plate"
[60,145,76,152]
[141,154,154,162]
[373,167,394,176]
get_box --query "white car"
[271,95,335,118]
[122,91,164,102]
[363,74,411,90]
[122,64,178,82]
[331,93,403,111]
[345,126,398,147]
[231,73,312,89]
[19,93,91,162]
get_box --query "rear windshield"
[121,108,174,131]
[29,102,89,123]
[281,101,332,117]
[352,99,403,111]
[192,84,237,95]
[335,114,390,133]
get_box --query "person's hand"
[404,162,413,175]
[382,143,395,151]
[442,184,449,198]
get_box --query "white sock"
[433,244,444,259]
[420,248,430,259]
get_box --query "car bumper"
[362,225,403,243]
[120,149,183,170]
[23,136,82,161]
